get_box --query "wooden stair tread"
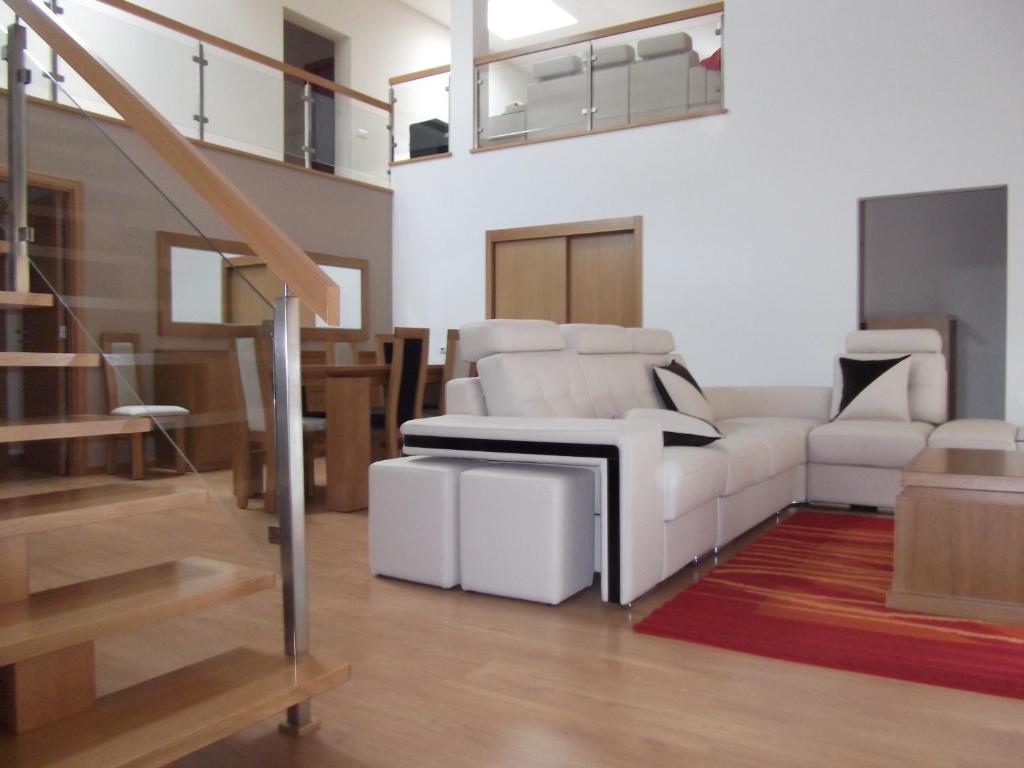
[0,557,275,666]
[0,647,350,768]
[0,483,208,539]
[0,291,54,310]
[0,415,152,444]
[0,352,99,367]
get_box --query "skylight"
[488,0,578,41]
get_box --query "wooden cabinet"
[153,350,238,471]
[487,217,642,326]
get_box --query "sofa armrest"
[704,386,832,421]
[445,378,486,416]
[401,415,664,605]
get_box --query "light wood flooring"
[12,462,1024,767]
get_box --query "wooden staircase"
[0,283,349,764]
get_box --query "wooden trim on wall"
[156,231,370,341]
[474,3,725,66]
[95,0,390,110]
[389,152,452,168]
[389,65,451,86]
[485,216,643,321]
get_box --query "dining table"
[303,363,444,512]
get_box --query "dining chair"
[374,333,396,364]
[100,332,189,479]
[324,339,361,366]
[372,327,429,459]
[438,328,475,415]
[231,334,325,512]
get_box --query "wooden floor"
[15,462,1024,767]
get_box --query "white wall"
[391,0,1024,425]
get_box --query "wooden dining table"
[303,363,443,512]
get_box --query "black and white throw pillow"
[625,408,722,447]
[833,355,912,421]
[653,361,715,422]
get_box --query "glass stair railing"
[0,6,349,764]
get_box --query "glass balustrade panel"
[391,71,450,163]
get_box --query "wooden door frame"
[485,215,643,319]
[0,167,86,474]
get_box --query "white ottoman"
[460,464,596,604]
[369,456,477,588]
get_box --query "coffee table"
[886,446,1024,624]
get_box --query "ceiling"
[397,0,716,51]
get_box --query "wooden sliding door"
[486,216,642,326]
[493,237,568,322]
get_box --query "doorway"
[486,217,643,326]
[283,20,337,173]
[0,171,85,475]
[859,186,1007,419]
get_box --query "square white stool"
[369,456,477,588]
[460,464,596,604]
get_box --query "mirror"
[157,231,369,339]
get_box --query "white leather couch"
[399,321,1016,605]
[483,32,721,145]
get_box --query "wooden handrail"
[94,0,390,112]
[389,64,450,87]
[8,0,340,324]
[473,3,725,66]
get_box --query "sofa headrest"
[459,319,564,362]
[593,44,636,70]
[532,54,582,80]
[637,32,693,59]
[846,329,942,354]
[562,324,633,354]
[629,328,675,354]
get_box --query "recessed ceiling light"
[488,0,578,41]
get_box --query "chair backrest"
[384,327,429,429]
[232,335,272,433]
[100,332,142,411]
[324,340,358,366]
[460,320,680,419]
[439,328,472,414]
[462,319,596,418]
[834,329,948,424]
[563,324,676,418]
[374,333,396,364]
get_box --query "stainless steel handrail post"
[273,286,316,734]
[302,82,314,169]
[6,22,31,293]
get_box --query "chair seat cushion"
[111,405,188,418]
[928,419,1018,451]
[659,447,729,521]
[708,434,773,494]
[809,420,934,468]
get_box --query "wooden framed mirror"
[156,231,369,339]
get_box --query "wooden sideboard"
[153,349,238,471]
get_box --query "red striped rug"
[634,510,1024,698]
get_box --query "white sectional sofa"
[483,31,721,145]
[392,320,1016,605]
